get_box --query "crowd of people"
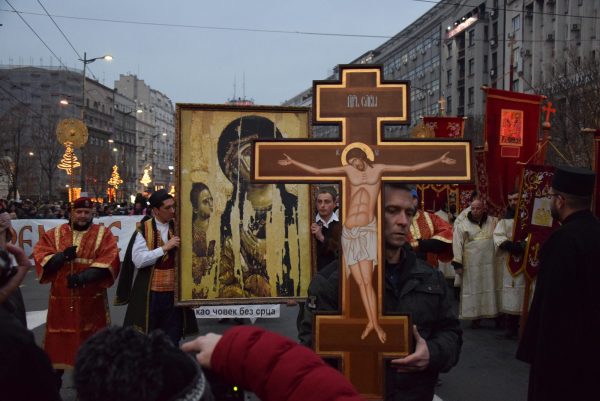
[0,164,598,401]
[0,195,150,220]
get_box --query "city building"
[0,65,139,201]
[114,74,175,192]
[284,0,600,146]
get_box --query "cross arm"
[379,152,455,174]
[279,153,346,175]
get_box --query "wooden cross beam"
[253,65,472,398]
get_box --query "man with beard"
[33,197,120,385]
[493,190,525,339]
[517,166,600,401]
[452,198,498,327]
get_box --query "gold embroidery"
[410,211,421,240]
[93,225,105,253]
[423,212,434,234]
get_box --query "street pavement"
[21,269,529,401]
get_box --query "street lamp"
[80,52,112,120]
[79,52,112,190]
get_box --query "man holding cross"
[279,147,455,344]
[298,183,462,400]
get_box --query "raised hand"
[277,153,293,166]
[439,152,456,165]
[162,236,181,252]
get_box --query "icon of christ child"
[278,145,455,343]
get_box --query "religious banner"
[415,117,466,212]
[457,183,477,213]
[423,116,465,138]
[483,88,544,211]
[509,164,559,279]
[253,64,473,398]
[176,104,312,305]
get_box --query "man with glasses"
[517,166,599,401]
[119,189,198,345]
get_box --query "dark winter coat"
[115,217,197,337]
[298,244,462,401]
[517,210,600,401]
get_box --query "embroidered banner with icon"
[423,116,465,138]
[509,164,559,279]
[483,88,544,211]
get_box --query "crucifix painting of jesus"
[253,64,471,398]
[278,145,455,343]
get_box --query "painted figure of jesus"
[278,144,456,343]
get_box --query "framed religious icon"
[176,104,312,305]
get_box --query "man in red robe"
[407,189,453,268]
[33,197,119,378]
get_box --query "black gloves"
[418,239,448,253]
[43,246,78,274]
[499,240,525,255]
[66,268,111,289]
[63,246,78,261]
[451,261,463,271]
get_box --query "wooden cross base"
[315,277,411,399]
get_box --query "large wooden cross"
[253,65,471,399]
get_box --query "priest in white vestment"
[452,199,498,325]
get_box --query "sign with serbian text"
[8,216,143,260]
[194,304,280,319]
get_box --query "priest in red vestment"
[407,189,453,267]
[33,197,120,373]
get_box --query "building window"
[512,79,520,92]
[512,47,520,70]
[512,15,521,32]
[447,69,453,85]
[483,55,489,72]
[468,87,474,106]
[468,29,475,46]
[468,58,475,75]
[446,96,452,114]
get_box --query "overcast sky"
[1,0,435,105]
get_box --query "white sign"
[8,216,145,260]
[194,304,280,319]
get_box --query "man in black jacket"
[299,183,462,401]
[517,166,600,401]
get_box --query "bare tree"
[32,114,65,200]
[534,51,600,168]
[84,146,112,201]
[0,104,31,199]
